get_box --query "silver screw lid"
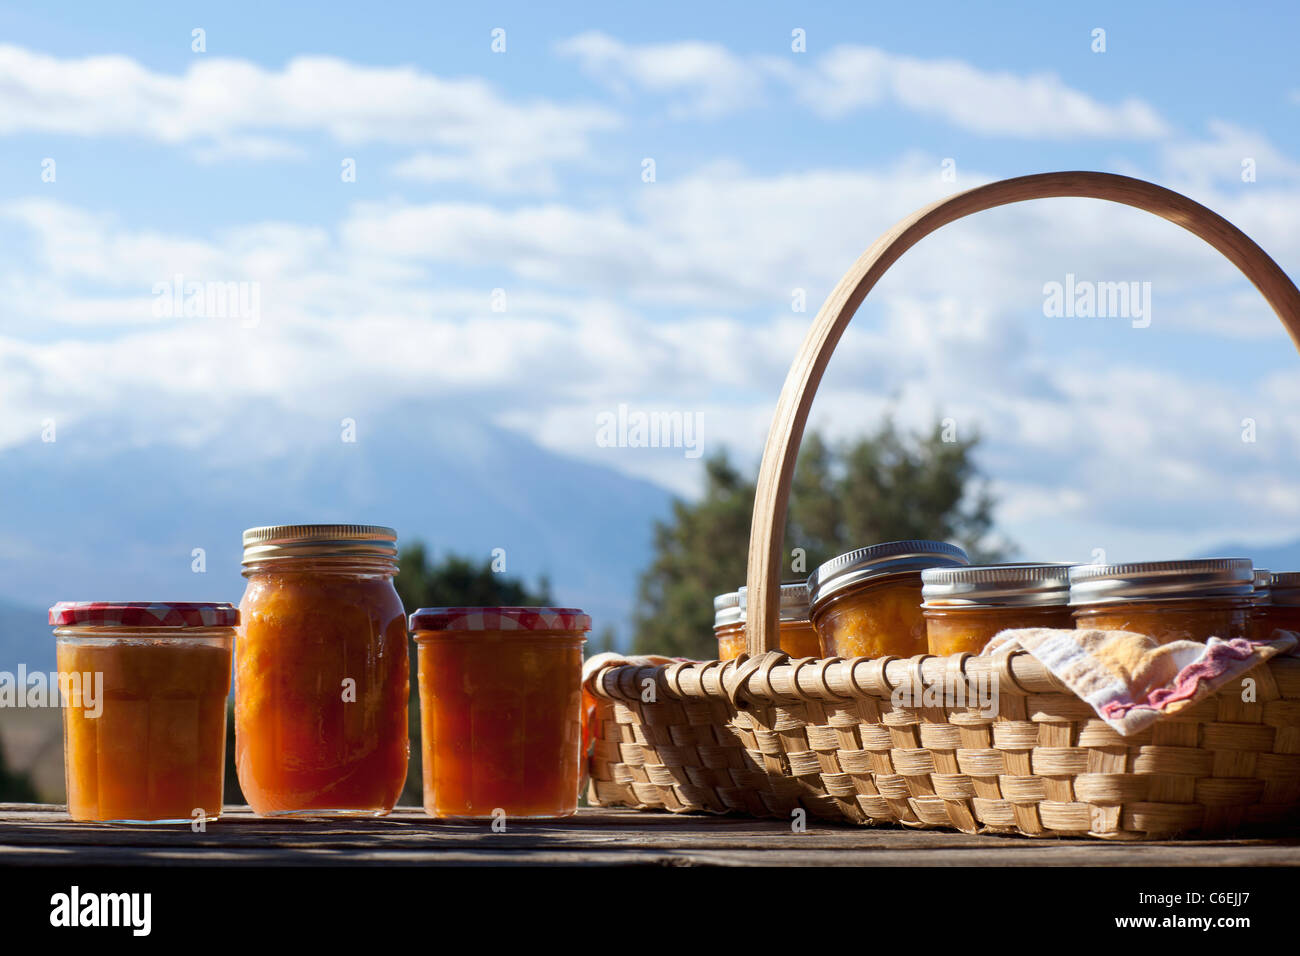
[808,540,969,613]
[1253,568,1272,607]
[922,563,1072,608]
[1270,572,1300,607]
[713,591,743,629]
[1068,558,1253,606]
[738,582,812,623]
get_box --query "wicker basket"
[585,171,1300,839]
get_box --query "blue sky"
[1,0,1299,587]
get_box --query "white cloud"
[0,44,618,190]
[557,32,1169,139]
[557,31,762,118]
[775,46,1169,138]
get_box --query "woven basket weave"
[586,651,1300,838]
[585,171,1300,839]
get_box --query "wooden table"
[4,803,1300,866]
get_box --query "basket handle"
[745,170,1300,657]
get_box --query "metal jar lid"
[921,563,1072,608]
[808,540,969,614]
[713,591,743,629]
[1270,572,1300,607]
[738,582,812,623]
[242,524,398,571]
[1068,558,1253,606]
[1253,568,1272,607]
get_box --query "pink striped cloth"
[985,627,1299,736]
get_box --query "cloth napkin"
[985,627,1298,736]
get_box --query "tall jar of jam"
[808,541,969,659]
[411,607,589,820]
[50,601,236,824]
[1260,572,1300,637]
[236,524,409,817]
[922,564,1074,655]
[1069,558,1254,645]
[713,584,821,660]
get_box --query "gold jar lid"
[241,524,398,571]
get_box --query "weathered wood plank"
[2,804,1298,866]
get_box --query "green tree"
[631,416,1009,659]
[393,545,552,806]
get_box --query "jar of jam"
[1069,558,1254,645]
[236,524,409,817]
[713,591,745,660]
[1249,568,1271,640]
[922,564,1074,656]
[713,584,821,660]
[808,541,969,659]
[1259,572,1300,638]
[50,601,236,824]
[411,607,588,820]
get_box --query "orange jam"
[1259,572,1300,639]
[713,585,822,660]
[411,607,588,820]
[1072,599,1251,644]
[809,541,969,659]
[812,576,929,658]
[1068,558,1254,646]
[50,602,235,824]
[922,563,1074,656]
[923,606,1075,655]
[236,525,408,817]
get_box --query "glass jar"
[808,541,969,659]
[1259,572,1300,637]
[1249,568,1272,641]
[713,584,821,660]
[411,607,588,820]
[713,590,746,660]
[922,564,1074,655]
[50,602,236,824]
[1069,558,1253,645]
[236,524,408,817]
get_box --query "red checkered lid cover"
[49,602,240,628]
[408,607,591,632]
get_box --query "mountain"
[0,399,674,663]
[1198,540,1300,573]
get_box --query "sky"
[1,0,1299,576]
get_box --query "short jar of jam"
[1249,568,1272,641]
[411,606,589,820]
[236,524,409,817]
[51,601,236,824]
[808,541,969,659]
[713,584,821,660]
[1259,572,1300,638]
[1069,558,1254,645]
[921,564,1074,656]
